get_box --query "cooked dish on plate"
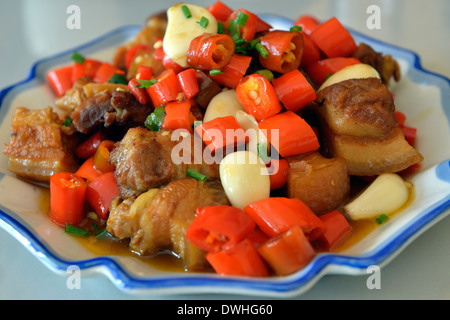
[2,1,425,277]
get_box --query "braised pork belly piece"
[2,107,78,182]
[107,178,229,270]
[109,127,220,199]
[315,78,423,176]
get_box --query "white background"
[0,0,449,300]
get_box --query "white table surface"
[0,0,449,300]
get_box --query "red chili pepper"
[225,9,258,41]
[71,58,102,83]
[244,197,326,240]
[47,66,74,97]
[125,44,152,70]
[135,65,153,81]
[161,100,194,132]
[75,156,103,183]
[207,0,233,22]
[395,111,407,127]
[50,172,87,227]
[147,68,181,106]
[258,111,319,158]
[153,37,165,61]
[236,73,282,122]
[128,78,149,105]
[272,69,316,112]
[257,226,316,276]
[206,239,270,277]
[259,30,304,74]
[75,130,105,159]
[187,33,235,70]
[86,171,119,220]
[209,54,252,88]
[314,210,352,251]
[267,158,290,190]
[94,62,125,83]
[310,17,357,58]
[195,115,247,154]
[93,140,116,173]
[300,32,321,67]
[305,57,361,85]
[294,15,321,35]
[401,125,417,146]
[162,54,187,74]
[176,68,200,99]
[186,205,256,252]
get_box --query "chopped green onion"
[255,69,274,82]
[62,116,72,127]
[209,69,224,76]
[255,42,269,59]
[135,78,157,88]
[226,19,241,41]
[108,73,128,84]
[235,11,249,27]
[65,224,91,236]
[324,73,333,82]
[193,120,202,129]
[92,222,99,231]
[71,51,85,64]
[375,214,389,225]
[217,21,225,34]
[290,25,303,32]
[95,228,112,239]
[145,105,166,131]
[181,5,191,18]
[187,168,207,181]
[197,16,209,28]
[257,142,271,164]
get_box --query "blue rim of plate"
[0,14,449,297]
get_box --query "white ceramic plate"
[0,15,449,297]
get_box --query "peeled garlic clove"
[235,110,269,155]
[220,151,270,209]
[203,89,245,123]
[319,63,381,91]
[344,173,411,220]
[163,3,218,68]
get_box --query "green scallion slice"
[108,73,128,84]
[255,42,269,59]
[95,228,112,239]
[290,25,303,32]
[62,116,72,127]
[145,105,166,131]
[217,21,225,34]
[257,142,271,164]
[187,168,207,181]
[375,214,389,225]
[135,78,157,88]
[226,19,241,41]
[235,11,249,27]
[255,69,274,82]
[65,224,91,236]
[197,16,209,28]
[193,120,202,129]
[209,69,224,76]
[181,5,192,18]
[71,51,85,64]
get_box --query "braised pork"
[109,127,220,199]
[107,178,229,270]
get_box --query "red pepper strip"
[267,158,290,190]
[86,171,119,220]
[186,205,256,253]
[305,57,361,85]
[153,37,165,61]
[93,140,116,173]
[209,54,252,89]
[294,15,321,35]
[206,239,270,277]
[147,68,181,106]
[310,17,357,58]
[395,111,407,127]
[401,125,417,146]
[300,32,321,67]
[236,74,282,122]
[257,226,316,276]
[259,30,304,74]
[176,68,200,99]
[314,210,352,251]
[128,78,149,105]
[245,227,270,249]
[186,33,235,70]
[195,116,247,154]
[163,54,187,74]
[244,197,326,240]
[125,44,151,70]
[50,172,87,227]
[75,156,103,183]
[258,111,319,158]
[254,16,272,33]
[161,100,194,132]
[72,58,102,83]
[47,66,74,97]
[207,0,234,22]
[272,69,316,112]
[75,130,105,159]
[135,65,153,81]
[94,62,125,83]
[225,9,259,41]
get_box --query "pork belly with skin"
[107,178,229,270]
[2,107,78,182]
